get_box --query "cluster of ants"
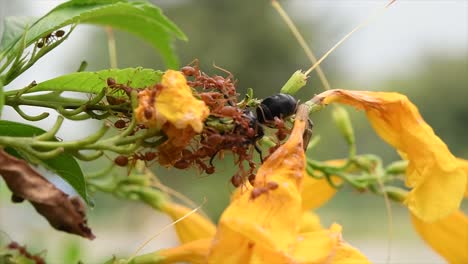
[174,62,298,189]
[108,61,301,196]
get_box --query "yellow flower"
[135,105,369,264]
[134,70,210,165]
[157,70,209,133]
[135,70,210,132]
[314,89,467,222]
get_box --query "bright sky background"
[1,0,466,86]
[290,0,467,86]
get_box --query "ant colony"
[109,60,309,189]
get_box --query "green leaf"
[0,16,38,57]
[0,0,186,68]
[0,79,4,115]
[28,67,163,94]
[0,120,88,203]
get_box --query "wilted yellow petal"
[136,70,209,132]
[316,89,467,222]
[157,124,197,166]
[132,239,210,264]
[158,70,209,132]
[298,211,322,233]
[160,202,216,244]
[208,106,309,262]
[411,210,468,264]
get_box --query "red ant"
[114,151,157,173]
[7,242,45,264]
[182,60,238,104]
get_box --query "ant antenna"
[271,0,331,91]
[304,0,397,76]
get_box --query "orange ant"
[7,242,45,264]
[250,181,279,200]
[114,151,157,173]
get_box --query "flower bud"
[331,106,354,145]
[280,70,308,95]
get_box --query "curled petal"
[208,105,309,262]
[160,202,216,244]
[315,89,467,222]
[411,211,468,264]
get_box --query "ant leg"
[302,118,314,151]
[212,63,234,79]
[209,149,221,166]
[254,143,263,163]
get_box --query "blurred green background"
[0,0,467,263]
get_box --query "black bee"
[254,93,313,151]
[256,93,298,124]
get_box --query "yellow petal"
[132,239,210,264]
[160,202,216,244]
[298,211,323,233]
[332,242,371,264]
[316,89,466,222]
[208,106,309,262]
[135,70,210,132]
[302,174,341,211]
[290,223,342,263]
[456,158,468,198]
[411,210,468,264]
[301,160,345,210]
[292,223,370,264]
[158,70,209,132]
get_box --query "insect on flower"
[175,64,311,187]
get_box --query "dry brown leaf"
[0,149,95,239]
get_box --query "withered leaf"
[0,149,95,240]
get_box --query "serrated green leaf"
[0,120,88,203]
[28,67,163,94]
[0,0,186,68]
